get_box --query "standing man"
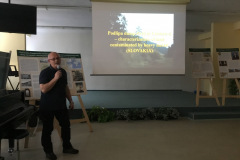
[39,52,78,160]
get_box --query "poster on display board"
[17,50,87,100]
[217,48,240,78]
[189,48,215,78]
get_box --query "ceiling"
[1,0,240,32]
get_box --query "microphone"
[57,65,60,70]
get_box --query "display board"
[217,48,240,78]
[189,48,215,78]
[17,50,87,100]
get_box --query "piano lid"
[0,51,11,92]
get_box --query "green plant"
[87,106,180,122]
[145,107,156,120]
[128,108,146,120]
[228,79,239,95]
[154,107,179,120]
[115,109,129,120]
[115,107,179,121]
[88,106,115,123]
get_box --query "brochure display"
[189,48,220,106]
[217,48,240,105]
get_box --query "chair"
[0,129,29,160]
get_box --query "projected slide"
[109,13,173,51]
[92,2,186,75]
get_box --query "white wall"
[26,27,198,91]
[0,32,25,90]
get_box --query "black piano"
[0,51,34,137]
[0,90,35,138]
[0,51,35,159]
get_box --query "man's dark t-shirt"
[39,65,67,110]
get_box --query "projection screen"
[92,2,186,75]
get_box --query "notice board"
[189,48,215,78]
[17,50,87,100]
[217,48,240,78]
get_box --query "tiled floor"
[1,118,240,160]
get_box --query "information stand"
[54,95,93,137]
[217,48,240,105]
[196,78,220,106]
[24,100,37,148]
[24,96,93,148]
[17,50,93,148]
[189,48,220,106]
